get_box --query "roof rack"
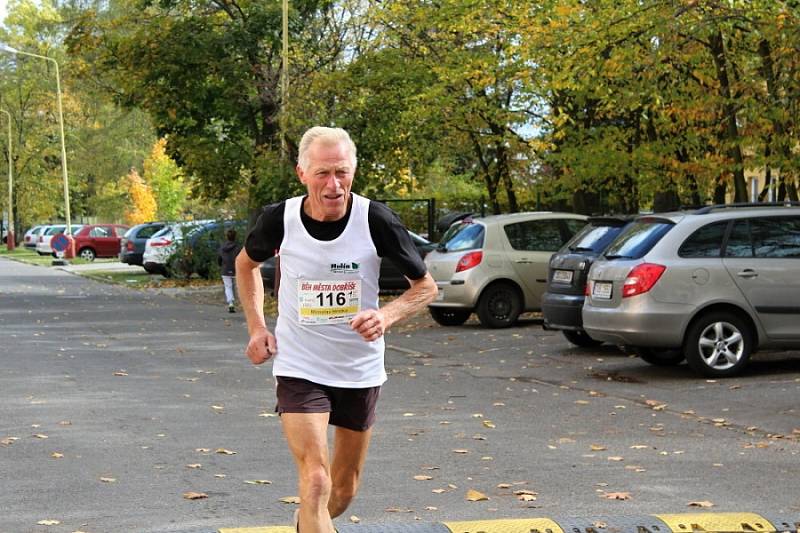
[693,201,800,215]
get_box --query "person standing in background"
[218,228,242,313]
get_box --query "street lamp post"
[0,109,13,250]
[0,44,73,257]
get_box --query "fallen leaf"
[258,413,277,418]
[211,405,225,411]
[183,491,208,500]
[466,489,489,501]
[100,477,116,483]
[432,489,447,494]
[414,475,433,481]
[59,421,72,426]
[385,507,414,513]
[517,494,537,501]
[575,400,590,405]
[482,420,496,429]
[688,500,714,508]
[602,492,632,500]
[214,474,226,478]
[245,480,272,485]
[1,437,19,446]
[607,456,624,462]
[514,489,538,496]
[425,506,438,511]
[37,519,61,526]
[186,464,202,469]
[114,371,128,376]
[215,448,237,455]
[496,483,512,489]
[195,448,211,453]
[280,496,301,504]
[51,452,64,459]
[452,449,469,454]
[590,444,607,451]
[350,516,361,523]
[629,444,649,449]
[33,434,49,439]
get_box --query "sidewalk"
[55,260,145,273]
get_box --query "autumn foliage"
[124,169,157,225]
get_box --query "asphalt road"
[1,257,799,533]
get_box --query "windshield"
[45,226,66,235]
[566,223,627,253]
[437,221,484,252]
[603,219,674,259]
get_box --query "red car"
[72,224,130,261]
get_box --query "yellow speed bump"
[445,519,565,533]
[220,527,296,533]
[655,513,776,533]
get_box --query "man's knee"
[300,465,332,502]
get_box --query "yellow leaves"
[413,475,433,481]
[37,519,61,526]
[183,491,208,500]
[602,492,632,500]
[590,444,607,451]
[215,448,237,455]
[280,496,301,504]
[688,500,714,508]
[51,452,64,459]
[123,168,157,226]
[465,489,489,501]
[482,420,496,429]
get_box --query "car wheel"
[78,248,96,262]
[562,330,604,348]
[429,307,471,326]
[634,347,685,366]
[476,282,522,328]
[684,311,753,377]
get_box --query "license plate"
[592,281,613,299]
[552,269,573,283]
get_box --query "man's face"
[297,140,355,221]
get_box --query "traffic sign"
[52,233,70,253]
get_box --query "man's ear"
[295,164,305,184]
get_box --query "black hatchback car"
[260,230,436,295]
[541,216,632,347]
[120,222,166,266]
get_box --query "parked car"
[541,216,633,347]
[35,224,84,255]
[72,224,129,261]
[583,202,800,377]
[259,230,436,295]
[425,212,588,328]
[142,220,216,276]
[23,225,46,249]
[169,220,247,279]
[120,222,166,266]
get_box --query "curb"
[165,513,800,533]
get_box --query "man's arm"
[350,273,437,342]
[235,249,277,364]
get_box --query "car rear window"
[679,221,729,258]
[437,221,485,252]
[603,219,674,260]
[566,222,627,253]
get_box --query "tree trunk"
[709,29,748,202]
[470,132,500,214]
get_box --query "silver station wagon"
[426,212,587,328]
[583,203,800,377]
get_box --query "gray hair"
[297,126,357,172]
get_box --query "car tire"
[429,307,471,326]
[634,347,685,366]
[78,248,96,262]
[476,282,522,328]
[684,311,753,378]
[562,330,604,348]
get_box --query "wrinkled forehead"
[307,139,356,169]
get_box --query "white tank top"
[272,193,387,388]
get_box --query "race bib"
[297,279,361,325]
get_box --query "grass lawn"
[0,246,119,267]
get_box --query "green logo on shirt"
[330,262,360,274]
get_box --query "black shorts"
[275,376,381,432]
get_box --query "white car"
[23,225,47,249]
[35,225,83,255]
[142,220,212,275]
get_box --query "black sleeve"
[368,201,427,281]
[244,202,285,263]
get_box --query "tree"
[143,138,187,220]
[123,168,157,225]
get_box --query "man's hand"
[246,328,277,364]
[350,309,388,342]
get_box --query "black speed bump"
[212,513,800,533]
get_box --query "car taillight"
[584,281,591,296]
[150,238,172,247]
[455,251,483,272]
[622,263,666,298]
[126,241,134,251]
